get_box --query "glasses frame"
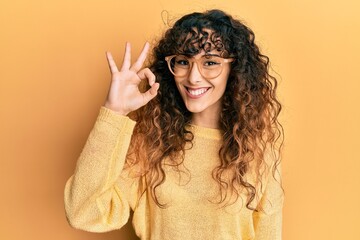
[165,54,235,79]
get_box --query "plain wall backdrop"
[1,0,359,239]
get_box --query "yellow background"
[1,0,359,239]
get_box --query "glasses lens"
[199,55,223,79]
[168,55,190,77]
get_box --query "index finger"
[106,51,119,74]
[120,42,131,71]
[130,42,150,72]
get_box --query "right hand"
[103,42,160,115]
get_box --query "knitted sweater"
[64,107,284,240]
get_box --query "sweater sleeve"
[64,107,138,232]
[252,161,285,240]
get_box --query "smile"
[185,87,210,98]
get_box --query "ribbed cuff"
[97,106,136,134]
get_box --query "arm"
[64,42,159,232]
[64,107,137,232]
[252,161,285,240]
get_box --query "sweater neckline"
[187,124,223,140]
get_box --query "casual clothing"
[64,107,284,240]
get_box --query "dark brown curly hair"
[125,9,284,212]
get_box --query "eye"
[202,55,221,67]
[176,59,190,66]
[174,56,190,66]
[204,61,220,66]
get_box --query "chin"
[184,103,206,113]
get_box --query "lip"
[184,87,210,99]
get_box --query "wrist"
[103,103,128,116]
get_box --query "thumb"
[142,82,160,104]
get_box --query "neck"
[191,107,221,129]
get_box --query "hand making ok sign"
[104,42,160,116]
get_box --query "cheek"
[214,85,227,101]
[214,78,229,97]
[174,79,186,94]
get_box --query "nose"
[188,62,202,84]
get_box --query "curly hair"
[125,9,284,212]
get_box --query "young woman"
[64,9,284,240]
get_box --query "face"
[174,50,231,116]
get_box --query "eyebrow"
[182,53,221,58]
[203,53,221,57]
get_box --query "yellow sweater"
[64,107,284,240]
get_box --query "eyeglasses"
[165,54,234,79]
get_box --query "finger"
[142,82,159,104]
[149,82,160,95]
[137,68,156,86]
[106,51,119,73]
[130,42,150,72]
[120,42,131,71]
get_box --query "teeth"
[188,88,208,96]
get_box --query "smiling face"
[174,50,232,124]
